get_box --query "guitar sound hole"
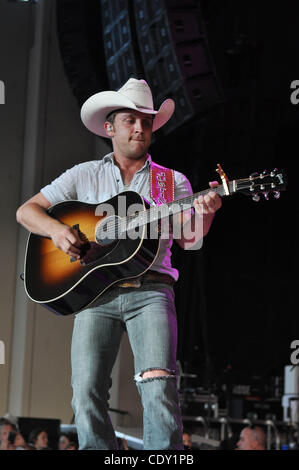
[95,216,121,246]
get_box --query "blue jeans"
[71,282,183,450]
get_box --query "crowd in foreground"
[0,417,78,450]
[0,415,267,450]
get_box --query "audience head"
[0,419,18,450]
[59,432,78,450]
[236,425,266,450]
[183,429,192,449]
[59,432,71,450]
[28,428,50,450]
[66,441,79,450]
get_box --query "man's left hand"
[193,181,222,215]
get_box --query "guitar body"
[24,191,160,315]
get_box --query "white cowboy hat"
[80,78,175,137]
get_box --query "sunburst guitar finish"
[24,191,160,315]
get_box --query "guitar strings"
[95,173,278,240]
[96,185,227,240]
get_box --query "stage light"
[6,0,38,3]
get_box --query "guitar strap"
[150,161,175,205]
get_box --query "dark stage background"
[56,0,298,394]
[165,1,299,387]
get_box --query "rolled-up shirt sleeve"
[40,165,79,205]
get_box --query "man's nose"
[134,119,144,132]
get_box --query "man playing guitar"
[16,78,222,450]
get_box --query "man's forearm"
[17,201,84,259]
[16,202,62,237]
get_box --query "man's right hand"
[50,224,84,260]
[16,192,84,260]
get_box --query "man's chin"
[127,148,149,159]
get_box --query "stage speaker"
[101,0,142,90]
[56,0,108,106]
[134,0,224,134]
[57,0,223,135]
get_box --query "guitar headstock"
[234,169,287,201]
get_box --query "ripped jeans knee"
[133,366,183,450]
[134,367,177,383]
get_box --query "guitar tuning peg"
[260,170,268,178]
[274,191,280,199]
[263,192,269,200]
[252,194,260,202]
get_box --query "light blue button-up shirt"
[41,153,193,281]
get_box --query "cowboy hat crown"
[80,78,175,138]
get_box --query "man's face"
[183,432,192,448]
[0,424,13,443]
[236,428,256,450]
[14,433,26,448]
[36,431,49,449]
[59,435,70,450]
[107,109,153,160]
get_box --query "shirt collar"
[102,152,152,172]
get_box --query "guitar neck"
[164,181,234,218]
[125,181,235,232]
[123,167,286,232]
[95,168,285,238]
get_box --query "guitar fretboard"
[94,169,285,241]
[123,181,235,232]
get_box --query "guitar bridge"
[70,224,90,263]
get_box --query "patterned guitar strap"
[117,162,174,288]
[150,161,175,205]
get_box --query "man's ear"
[104,121,114,137]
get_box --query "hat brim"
[80,90,175,137]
